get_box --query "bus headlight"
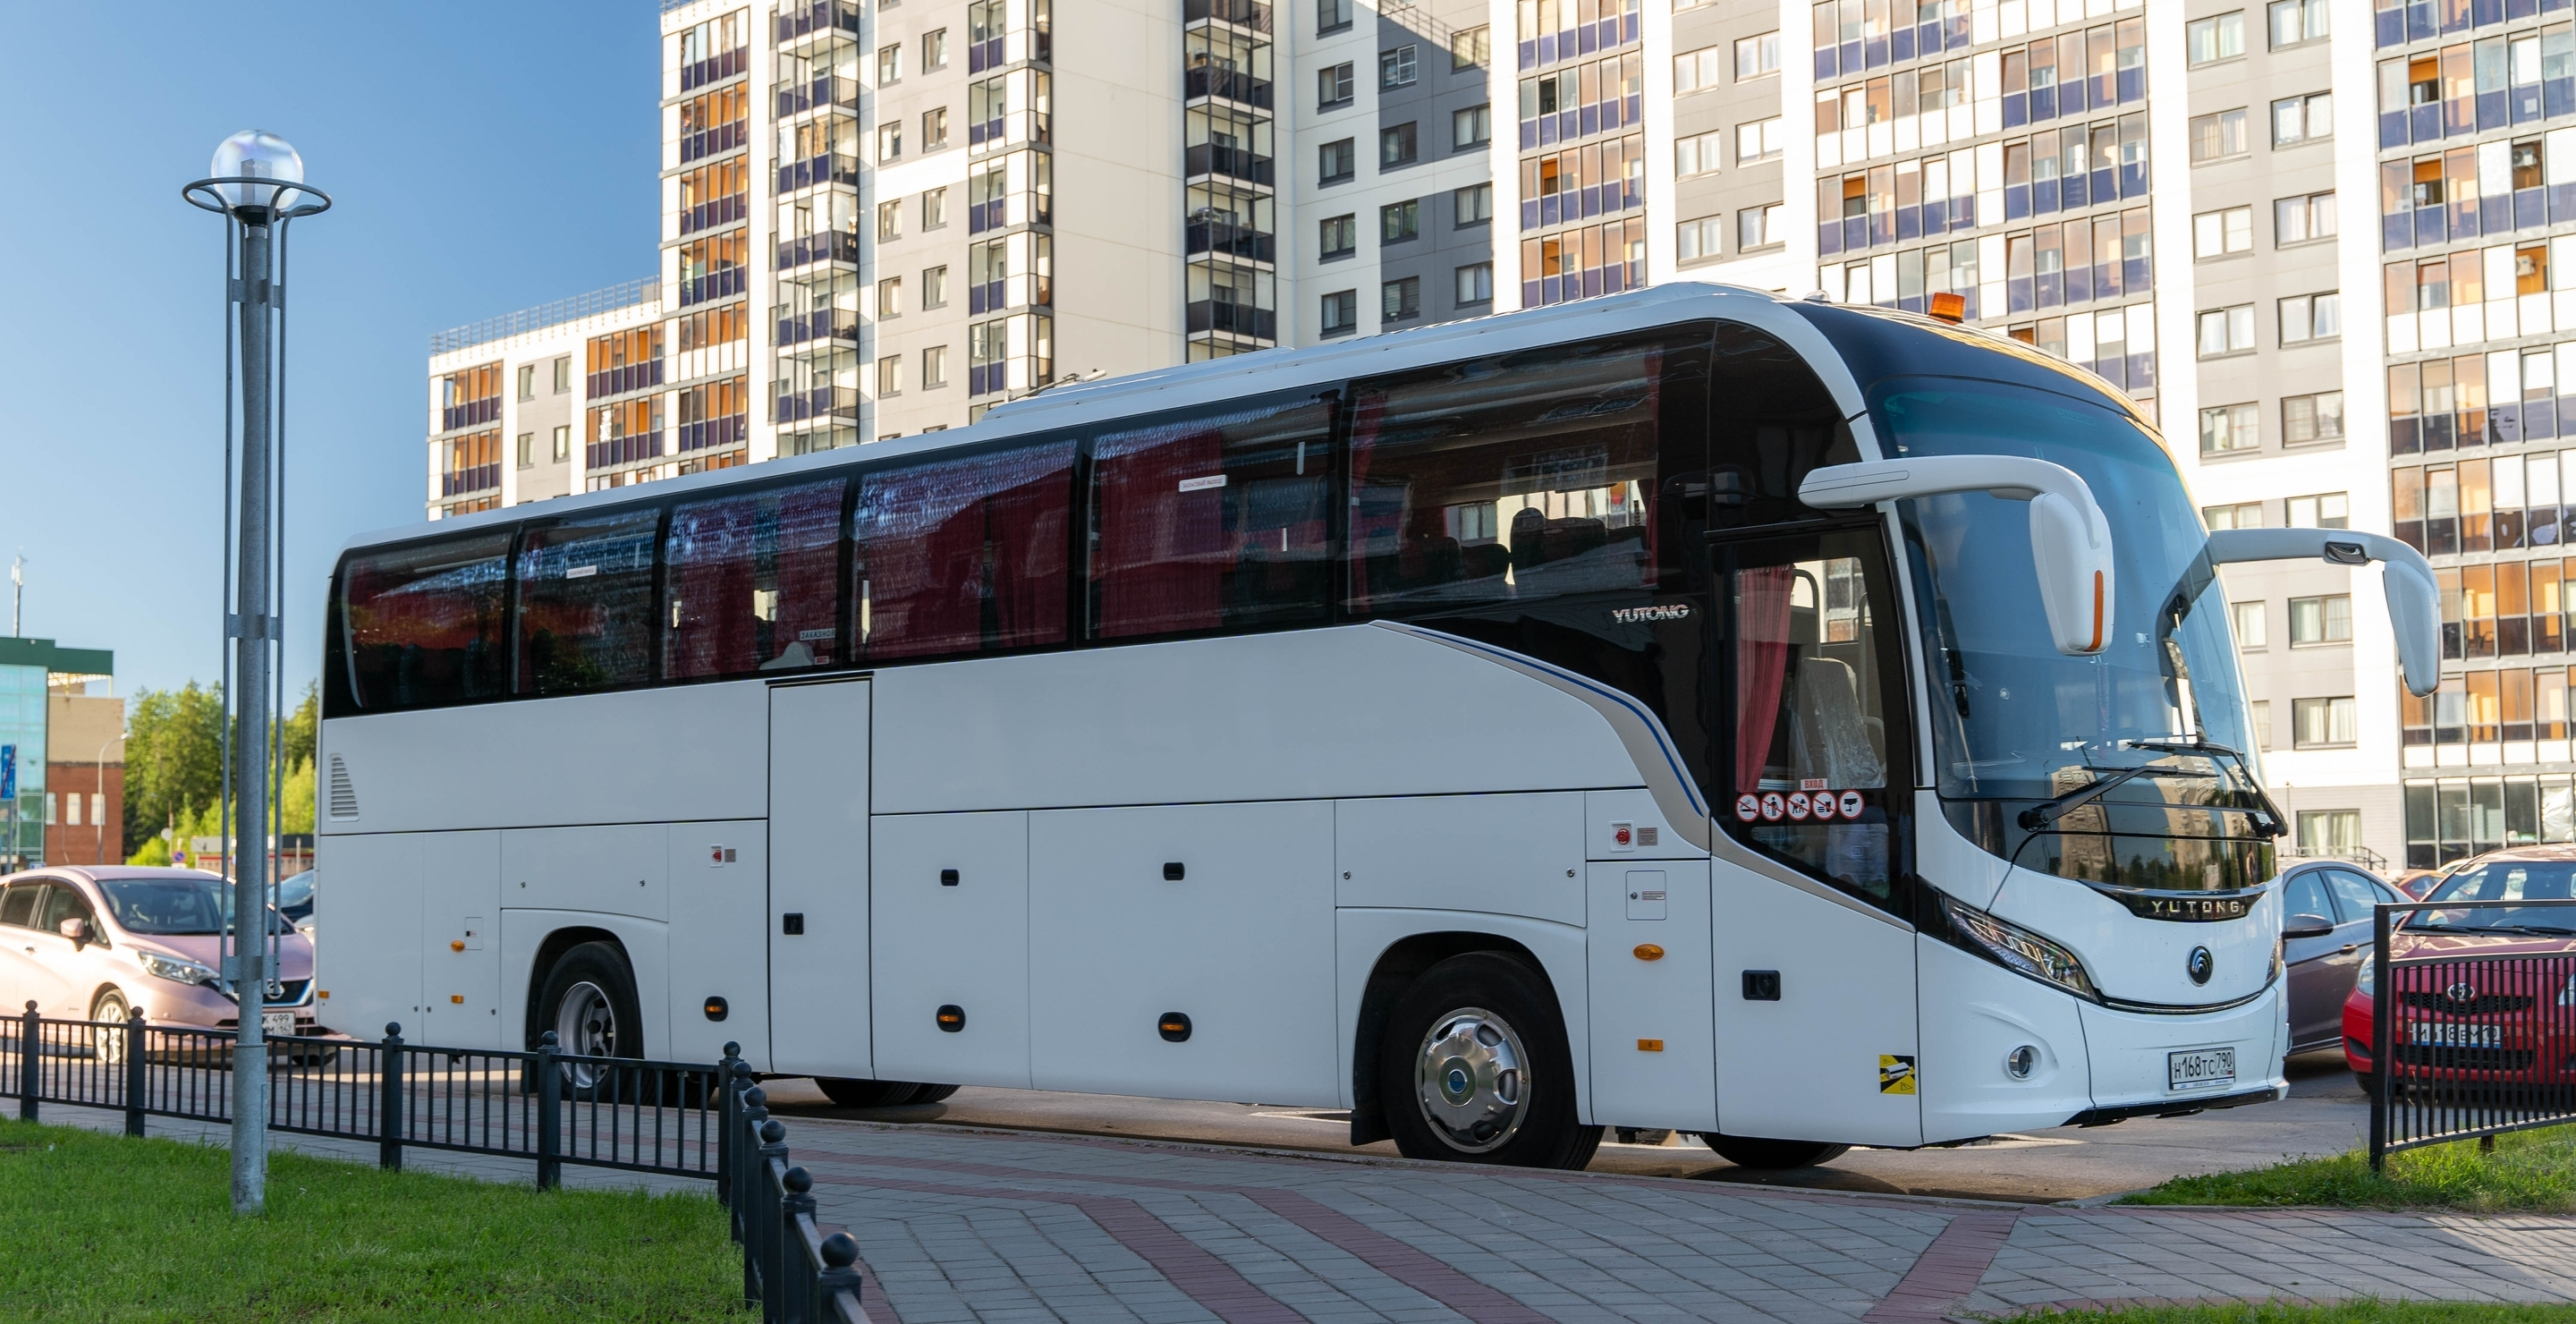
[1941,895,2097,1000]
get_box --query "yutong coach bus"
[318,285,2438,1169]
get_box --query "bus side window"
[855,441,1077,659]
[518,508,664,695]
[1706,321,1856,530]
[339,530,514,710]
[1089,395,1333,641]
[665,478,848,680]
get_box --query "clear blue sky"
[0,4,660,701]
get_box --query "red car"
[2343,846,2576,1091]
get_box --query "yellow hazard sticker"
[1878,1055,1917,1095]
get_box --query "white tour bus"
[318,284,2438,1169]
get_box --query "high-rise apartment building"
[432,0,2546,872]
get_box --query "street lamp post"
[184,132,330,1217]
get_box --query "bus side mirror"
[1799,455,2115,657]
[2205,529,2440,697]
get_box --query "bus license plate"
[2168,1047,2235,1091]
[2410,1023,2504,1048]
[262,1011,296,1039]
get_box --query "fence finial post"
[123,1006,148,1137]
[783,1165,819,1324]
[817,1231,865,1319]
[717,1043,744,1205]
[535,1029,563,1192]
[19,1000,37,1123]
[380,1022,405,1171]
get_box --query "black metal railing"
[3,1005,722,1188]
[2367,897,2576,1169]
[723,1064,866,1324]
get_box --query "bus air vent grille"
[327,755,360,819]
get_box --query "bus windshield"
[1879,377,2273,889]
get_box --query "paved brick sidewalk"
[31,1100,2576,1321]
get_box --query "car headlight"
[136,951,220,988]
[2355,953,2376,996]
[2560,972,2575,1006]
[1942,895,2097,999]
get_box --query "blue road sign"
[0,744,13,799]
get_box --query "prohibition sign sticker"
[1759,793,1785,821]
[1786,793,1811,820]
[1840,790,1865,818]
[1809,794,1836,821]
[1735,794,1761,822]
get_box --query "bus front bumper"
[2070,981,2288,1125]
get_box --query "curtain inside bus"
[1089,395,1334,640]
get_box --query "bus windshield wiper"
[2015,762,2213,831]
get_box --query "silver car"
[0,867,323,1038]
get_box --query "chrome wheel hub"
[555,980,618,1089]
[1413,1007,1530,1153]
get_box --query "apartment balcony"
[1184,142,1273,185]
[775,74,860,116]
[587,361,665,400]
[681,191,750,235]
[681,267,748,306]
[679,120,749,164]
[966,276,1051,313]
[777,153,861,192]
[1184,67,1271,108]
[438,398,501,432]
[681,46,747,92]
[777,229,863,268]
[775,0,860,43]
[1185,300,1275,340]
[586,432,665,470]
[773,385,862,422]
[1186,219,1274,263]
[775,309,862,344]
[1184,0,1271,30]
[439,464,499,497]
[968,30,1048,73]
[678,412,750,454]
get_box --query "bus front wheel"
[1700,1133,1851,1169]
[1377,952,1601,1169]
[536,942,643,1099]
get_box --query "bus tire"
[1700,1133,1850,1169]
[1378,952,1601,1169]
[814,1077,928,1108]
[910,1083,962,1104]
[535,941,644,1099]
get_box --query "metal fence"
[2368,897,2576,1169]
[3,1004,722,1187]
[721,1064,867,1324]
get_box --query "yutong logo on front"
[2186,946,2216,986]
[2114,893,2256,921]
[1610,604,1693,624]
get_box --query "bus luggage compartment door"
[1586,861,1717,1133]
[1709,866,1922,1149]
[768,679,874,1080]
[871,811,1032,1089]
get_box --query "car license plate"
[261,1011,296,1039]
[2168,1047,2236,1091]
[2409,1022,2504,1048]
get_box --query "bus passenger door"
[1707,529,1923,1150]
[767,679,872,1080]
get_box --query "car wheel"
[91,989,132,1065]
[535,942,644,1099]
[814,1078,929,1108]
[1377,952,1601,1169]
[1700,1133,1852,1169]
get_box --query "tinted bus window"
[1089,395,1335,640]
[339,530,513,709]
[665,479,846,680]
[1346,339,1664,616]
[856,442,1075,659]
[518,508,663,694]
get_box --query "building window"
[2275,191,2335,244]
[1735,116,1783,164]
[2286,491,2349,528]
[1321,214,1357,258]
[1454,182,1492,225]
[1678,216,1724,263]
[1318,63,1352,109]
[2186,12,2244,65]
[553,356,572,394]
[877,354,902,397]
[2292,696,2358,748]
[552,424,571,462]
[1451,26,1489,70]
[923,344,949,389]
[877,43,902,84]
[1673,47,1724,93]
[2271,91,2331,147]
[1320,138,1355,183]
[1455,261,1493,305]
[2252,699,2274,751]
[1382,276,1421,322]
[2283,392,2343,446]
[1380,45,1417,89]
[2233,600,2268,650]
[517,364,536,401]
[2193,206,2254,258]
[878,276,903,318]
[1734,30,1780,80]
[1381,199,1419,242]
[1380,123,1417,166]
[924,187,949,230]
[1318,0,1351,34]
[2203,500,2263,530]
[2197,305,2256,357]
[925,265,950,309]
[1675,130,1723,177]
[2280,292,2340,344]
[879,122,902,161]
[877,200,902,241]
[2290,594,2353,646]
[2267,0,2328,47]
[924,107,950,151]
[516,432,535,469]
[924,28,949,69]
[2297,810,2361,857]
[2189,108,2250,162]
[1739,203,1784,250]
[1453,105,1490,149]
[2200,401,2261,453]
[1321,289,1359,335]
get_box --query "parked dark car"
[2279,860,2411,1055]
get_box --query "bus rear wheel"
[814,1078,955,1108]
[1700,1133,1851,1169]
[1377,952,1600,1169]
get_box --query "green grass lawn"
[0,1118,741,1322]
[2118,1124,2576,1212]
[2003,1303,2576,1324]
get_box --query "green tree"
[122,683,225,860]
